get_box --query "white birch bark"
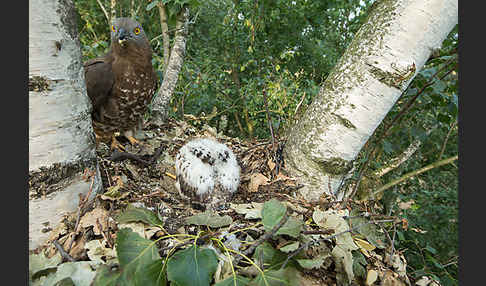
[150,7,189,125]
[29,0,102,250]
[283,0,458,201]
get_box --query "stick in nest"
[233,209,290,267]
[109,142,167,166]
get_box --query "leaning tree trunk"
[29,0,102,250]
[283,0,458,202]
[150,7,189,125]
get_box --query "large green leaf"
[91,265,120,286]
[275,216,303,238]
[38,262,97,286]
[261,199,302,238]
[250,267,300,286]
[115,228,166,286]
[29,251,62,279]
[116,205,164,228]
[261,199,286,232]
[185,211,233,228]
[214,275,251,286]
[252,242,287,269]
[167,245,219,286]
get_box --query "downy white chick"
[175,138,240,210]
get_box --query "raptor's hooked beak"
[117,28,129,46]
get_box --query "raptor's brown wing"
[84,55,114,114]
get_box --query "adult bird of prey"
[84,17,158,150]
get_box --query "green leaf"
[352,250,367,279]
[431,80,447,94]
[29,251,62,278]
[425,245,437,255]
[279,242,299,253]
[115,228,165,286]
[116,205,164,227]
[185,211,233,228]
[91,265,120,286]
[411,126,427,141]
[53,277,75,286]
[276,216,303,238]
[349,213,387,249]
[40,262,97,286]
[167,245,218,286]
[296,257,325,269]
[250,267,300,286]
[382,140,394,155]
[253,242,287,269]
[214,275,251,286]
[262,199,287,232]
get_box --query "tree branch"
[438,120,457,160]
[95,0,110,23]
[373,155,458,195]
[373,126,436,178]
[158,2,171,70]
[348,58,458,202]
[150,7,189,125]
[110,0,116,23]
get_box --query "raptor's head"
[110,18,150,52]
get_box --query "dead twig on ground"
[53,240,75,262]
[109,142,167,167]
[67,173,95,253]
[234,210,290,267]
[97,218,113,248]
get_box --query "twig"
[281,221,369,270]
[373,155,458,195]
[301,229,334,235]
[159,232,215,255]
[68,174,95,252]
[376,221,394,259]
[101,160,112,187]
[262,89,276,149]
[97,218,113,248]
[293,92,306,116]
[109,143,167,167]
[391,223,397,257]
[240,141,273,156]
[95,0,110,23]
[53,240,75,262]
[110,150,151,165]
[438,120,457,160]
[234,210,290,266]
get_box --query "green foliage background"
[74,0,458,284]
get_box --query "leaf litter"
[30,119,414,286]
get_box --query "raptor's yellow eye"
[111,25,116,32]
[134,27,141,35]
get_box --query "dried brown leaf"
[248,173,269,193]
[79,207,110,235]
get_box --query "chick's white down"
[175,138,240,203]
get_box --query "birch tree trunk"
[150,7,190,125]
[110,0,116,23]
[29,0,102,250]
[158,2,171,70]
[283,0,458,202]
